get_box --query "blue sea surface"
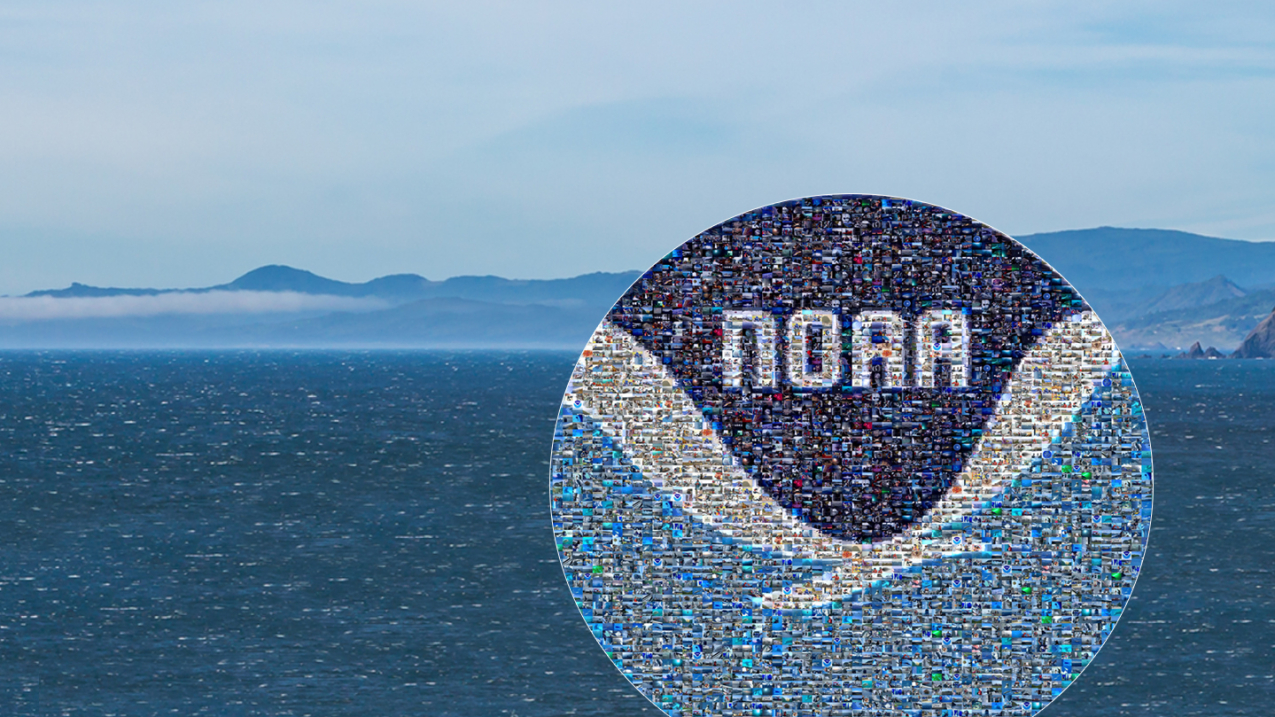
[0,352,1270,716]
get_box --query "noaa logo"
[550,195,1152,716]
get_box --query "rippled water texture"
[0,353,1269,716]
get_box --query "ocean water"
[0,352,1269,716]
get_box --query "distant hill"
[1232,308,1275,358]
[1015,228,1275,350]
[1,267,638,349]
[1136,275,1246,316]
[1111,288,1275,350]
[24,266,642,310]
[218,265,641,307]
[219,265,377,296]
[1066,276,1248,327]
[26,282,169,298]
[7,227,1275,350]
[1017,227,1275,290]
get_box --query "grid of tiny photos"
[604,197,1085,544]
[549,196,1152,717]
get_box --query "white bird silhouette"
[565,311,1118,608]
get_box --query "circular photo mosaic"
[549,195,1153,716]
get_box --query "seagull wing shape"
[565,311,1118,608]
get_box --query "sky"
[0,1,1272,295]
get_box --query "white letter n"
[723,310,777,389]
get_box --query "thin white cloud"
[0,291,387,321]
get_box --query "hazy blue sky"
[0,1,1272,294]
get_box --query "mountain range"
[28,265,641,309]
[1,267,640,349]
[1014,228,1275,351]
[2,226,1274,350]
